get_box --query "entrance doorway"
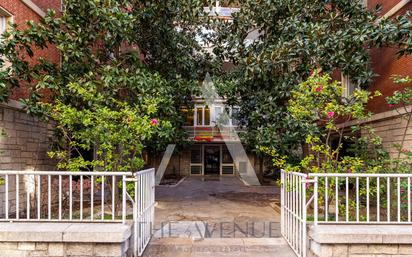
[189,144,235,175]
[204,145,220,175]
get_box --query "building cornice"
[337,105,412,128]
[382,0,411,19]
[0,99,24,111]
[21,0,46,18]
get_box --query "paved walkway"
[143,176,295,257]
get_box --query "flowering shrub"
[270,72,412,221]
[265,72,412,176]
[150,118,159,126]
[44,65,175,173]
[285,71,382,174]
[384,76,412,173]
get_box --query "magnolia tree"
[0,0,210,172]
[212,0,412,161]
[44,67,173,172]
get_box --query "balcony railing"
[183,126,244,142]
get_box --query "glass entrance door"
[204,145,220,175]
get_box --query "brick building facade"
[0,0,60,171]
[0,1,411,177]
[1,0,60,100]
[358,0,412,157]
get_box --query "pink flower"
[409,97,412,101]
[388,104,395,108]
[310,70,316,77]
[150,118,158,126]
[327,111,335,119]
[347,169,352,173]
[315,85,324,92]
[140,53,145,61]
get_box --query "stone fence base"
[309,225,412,257]
[0,222,133,257]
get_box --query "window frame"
[341,74,357,98]
[0,7,13,40]
[0,7,13,70]
[194,105,211,126]
[212,104,240,127]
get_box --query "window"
[196,106,203,126]
[212,105,240,127]
[192,104,240,127]
[213,105,229,126]
[195,106,210,126]
[190,166,202,175]
[190,145,203,175]
[222,166,234,174]
[190,145,202,163]
[0,16,6,36]
[222,146,233,164]
[181,107,194,126]
[214,106,222,122]
[0,8,12,69]
[221,145,235,175]
[204,106,210,125]
[0,8,12,39]
[341,74,356,98]
[231,107,240,126]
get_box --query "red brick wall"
[31,0,61,12]
[367,48,412,114]
[366,1,412,114]
[368,0,403,15]
[0,0,60,100]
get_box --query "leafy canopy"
[213,0,412,161]
[0,0,210,171]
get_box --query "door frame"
[189,144,204,176]
[220,144,235,176]
[189,144,235,176]
[203,144,221,175]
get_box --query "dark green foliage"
[212,0,412,160]
[0,0,210,170]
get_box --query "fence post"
[314,176,318,225]
[122,175,127,224]
[302,175,307,257]
[280,170,284,236]
[134,172,138,256]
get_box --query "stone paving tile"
[154,176,280,238]
[143,176,295,257]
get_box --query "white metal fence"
[281,171,412,257]
[0,168,155,256]
[133,168,155,256]
[280,170,307,257]
[309,173,412,224]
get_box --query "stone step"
[152,220,281,239]
[143,237,296,257]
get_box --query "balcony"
[183,126,243,142]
